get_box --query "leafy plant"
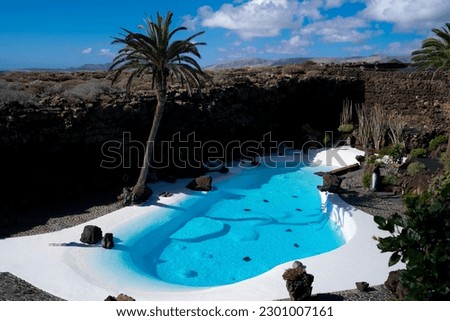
[373,172,450,300]
[407,162,426,176]
[440,152,450,171]
[379,144,404,162]
[362,172,372,189]
[382,174,397,187]
[338,123,354,133]
[366,155,380,165]
[428,135,448,151]
[409,148,428,158]
[411,22,450,73]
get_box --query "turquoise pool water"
[115,162,345,287]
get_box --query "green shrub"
[367,155,380,165]
[409,148,428,158]
[440,152,450,171]
[373,172,450,300]
[378,144,403,162]
[428,135,448,151]
[382,174,397,187]
[407,162,426,176]
[337,123,354,133]
[362,172,372,189]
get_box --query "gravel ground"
[0,190,123,238]
[338,169,405,219]
[0,170,403,301]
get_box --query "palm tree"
[109,11,209,203]
[411,22,450,72]
[411,23,450,154]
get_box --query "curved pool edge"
[80,192,403,300]
[0,147,404,300]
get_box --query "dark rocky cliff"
[0,66,448,212]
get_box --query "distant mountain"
[67,63,112,71]
[15,63,112,72]
[205,58,274,70]
[206,55,411,70]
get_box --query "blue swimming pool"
[114,162,345,287]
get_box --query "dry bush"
[26,79,59,95]
[44,83,63,96]
[371,104,385,150]
[340,97,353,126]
[0,79,37,105]
[387,113,406,147]
[63,79,118,101]
[59,78,86,90]
[280,64,305,75]
[56,73,78,82]
[355,103,372,147]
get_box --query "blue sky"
[0,0,449,69]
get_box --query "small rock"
[186,175,213,191]
[105,293,135,301]
[355,281,369,292]
[116,293,135,301]
[80,225,102,244]
[102,233,114,249]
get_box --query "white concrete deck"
[0,147,403,300]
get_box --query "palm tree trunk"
[132,86,167,198]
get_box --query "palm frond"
[108,10,209,93]
[411,22,450,71]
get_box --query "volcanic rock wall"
[324,66,450,137]
[0,67,448,211]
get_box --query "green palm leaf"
[411,22,450,71]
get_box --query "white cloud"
[267,35,311,54]
[385,39,423,55]
[363,0,450,31]
[99,49,114,57]
[81,48,92,54]
[182,15,199,31]
[197,0,322,40]
[324,0,344,9]
[215,44,260,61]
[300,16,372,43]
[343,44,373,55]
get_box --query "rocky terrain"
[0,62,449,215]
